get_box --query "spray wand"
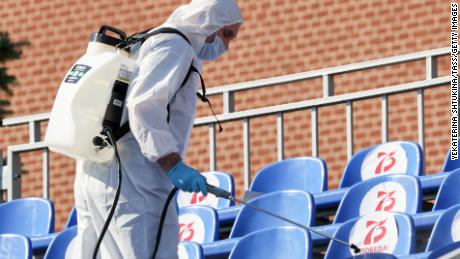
[206,184,361,254]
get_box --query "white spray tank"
[45,26,136,163]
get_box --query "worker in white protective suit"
[70,0,242,258]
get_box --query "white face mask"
[198,36,227,61]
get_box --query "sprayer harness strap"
[113,28,208,142]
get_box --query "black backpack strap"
[120,27,191,49]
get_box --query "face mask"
[198,36,227,61]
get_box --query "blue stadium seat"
[339,141,423,188]
[433,168,460,210]
[442,148,460,172]
[0,198,55,236]
[43,226,77,259]
[30,206,77,253]
[249,157,327,193]
[65,207,77,228]
[428,241,460,258]
[229,190,315,238]
[178,206,219,243]
[178,241,204,259]
[177,171,235,209]
[0,234,32,259]
[334,174,421,223]
[229,226,312,259]
[426,204,460,251]
[325,212,415,258]
[346,253,397,259]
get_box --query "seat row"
[6,203,458,259]
[0,140,456,258]
[175,170,460,258]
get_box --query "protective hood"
[161,0,243,55]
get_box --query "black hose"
[151,187,178,259]
[92,129,122,259]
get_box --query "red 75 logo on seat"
[375,151,397,175]
[190,192,207,204]
[375,190,396,212]
[179,221,195,241]
[364,219,388,245]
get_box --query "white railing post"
[346,101,354,161]
[381,95,388,143]
[209,124,216,171]
[243,118,251,190]
[311,107,319,157]
[277,113,284,161]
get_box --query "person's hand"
[167,160,208,195]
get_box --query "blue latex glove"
[167,161,208,195]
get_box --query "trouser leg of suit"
[70,150,180,259]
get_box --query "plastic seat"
[178,241,204,259]
[442,148,460,172]
[0,234,32,259]
[427,241,460,258]
[229,190,315,238]
[65,207,77,228]
[334,174,421,223]
[178,206,219,243]
[43,226,77,259]
[433,168,460,210]
[339,141,423,188]
[249,157,327,193]
[346,253,397,259]
[229,226,312,259]
[426,204,460,251]
[325,212,415,259]
[177,171,235,209]
[0,198,54,236]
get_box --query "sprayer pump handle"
[98,25,127,40]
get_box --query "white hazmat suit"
[71,0,242,258]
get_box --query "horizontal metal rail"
[195,76,449,125]
[205,47,449,95]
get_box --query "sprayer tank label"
[117,64,133,83]
[64,64,91,84]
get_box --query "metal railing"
[0,47,450,199]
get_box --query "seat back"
[433,169,460,210]
[0,234,32,259]
[334,175,421,223]
[427,241,460,258]
[177,171,235,209]
[426,204,460,251]
[0,198,55,236]
[44,226,77,259]
[339,141,423,188]
[65,207,77,228]
[345,253,397,259]
[178,206,219,243]
[442,148,460,172]
[230,190,315,238]
[250,157,327,193]
[325,212,415,259]
[178,241,203,259]
[229,226,312,259]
